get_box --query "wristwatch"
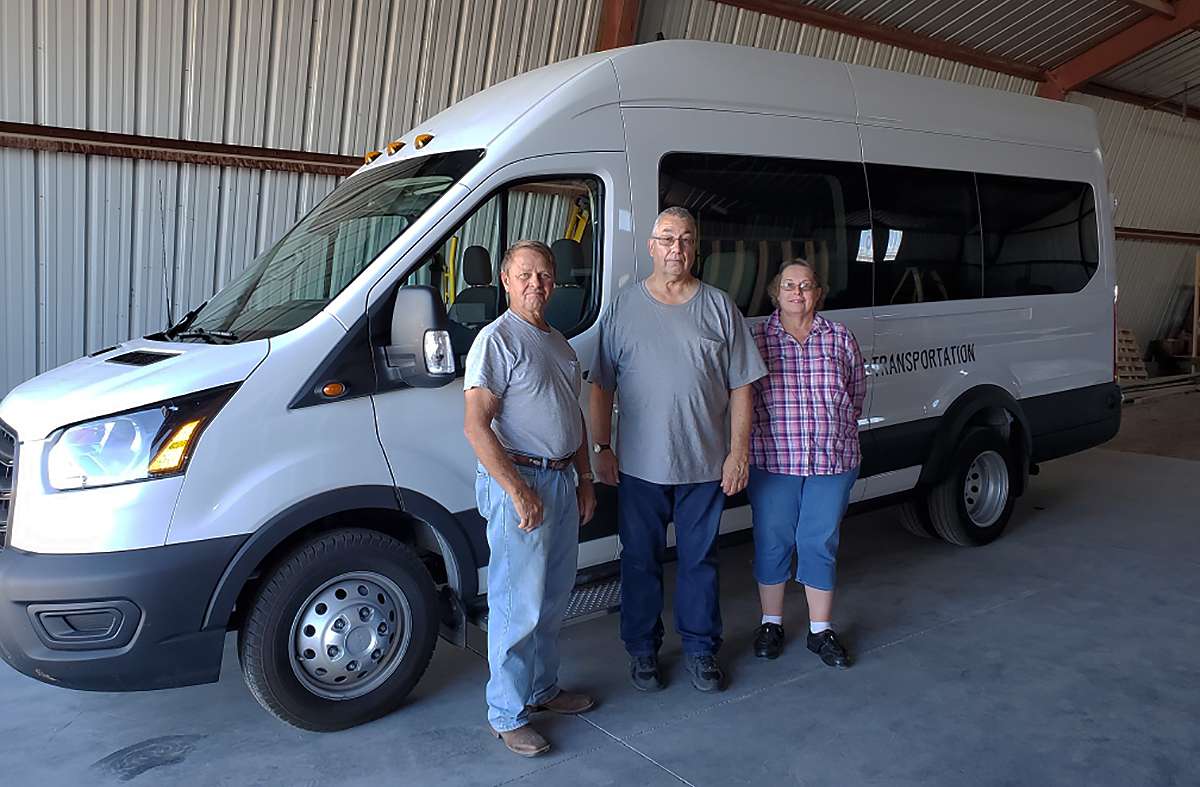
[592,442,611,454]
[579,471,595,482]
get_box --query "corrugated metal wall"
[640,0,1200,354]
[0,0,601,397]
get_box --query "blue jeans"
[477,463,579,732]
[617,473,725,657]
[746,466,858,591]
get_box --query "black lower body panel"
[1025,382,1122,462]
[0,535,247,692]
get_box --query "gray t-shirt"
[464,310,583,460]
[590,281,767,485]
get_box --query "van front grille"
[0,421,15,549]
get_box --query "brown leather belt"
[508,452,573,471]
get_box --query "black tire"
[238,528,439,731]
[897,497,935,539]
[927,428,1016,547]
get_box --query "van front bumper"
[0,535,247,692]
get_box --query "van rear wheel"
[897,499,935,538]
[238,528,438,731]
[927,428,1016,547]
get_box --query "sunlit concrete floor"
[2,442,1198,786]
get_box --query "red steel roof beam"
[716,0,1045,83]
[1039,0,1200,98]
[1117,0,1176,18]
[596,0,641,51]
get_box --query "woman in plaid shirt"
[747,260,866,667]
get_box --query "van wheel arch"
[207,486,478,634]
[918,385,1031,497]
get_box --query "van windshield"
[171,149,483,343]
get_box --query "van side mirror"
[378,285,456,388]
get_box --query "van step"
[471,576,622,632]
[563,575,623,625]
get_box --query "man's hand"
[512,484,545,532]
[594,448,620,486]
[721,451,749,496]
[577,479,597,527]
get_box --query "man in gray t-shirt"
[463,241,597,757]
[589,208,766,694]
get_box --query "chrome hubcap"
[963,450,1009,528]
[290,572,412,700]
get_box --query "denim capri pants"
[746,465,859,591]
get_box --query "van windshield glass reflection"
[172,149,483,343]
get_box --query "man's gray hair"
[652,206,697,236]
[500,239,555,273]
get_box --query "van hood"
[0,338,269,440]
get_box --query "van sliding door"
[623,107,877,520]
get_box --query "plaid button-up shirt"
[750,312,866,476]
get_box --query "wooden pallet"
[1117,328,1148,384]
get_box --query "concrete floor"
[2,445,1199,786]
[1109,387,1200,461]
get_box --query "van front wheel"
[238,528,439,731]
[927,428,1016,547]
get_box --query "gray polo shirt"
[590,281,767,485]
[464,309,583,460]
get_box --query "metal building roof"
[691,0,1200,116]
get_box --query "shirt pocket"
[692,335,728,382]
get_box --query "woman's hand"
[721,451,749,496]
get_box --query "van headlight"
[46,385,237,491]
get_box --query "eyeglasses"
[651,235,696,249]
[780,281,820,292]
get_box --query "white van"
[0,41,1119,730]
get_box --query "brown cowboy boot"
[528,690,595,715]
[490,724,551,757]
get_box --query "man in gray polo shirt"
[463,240,597,757]
[590,207,766,693]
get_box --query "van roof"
[368,39,1098,173]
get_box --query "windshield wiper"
[175,328,239,344]
[163,300,209,339]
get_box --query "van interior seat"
[701,249,757,312]
[449,245,497,325]
[547,238,587,333]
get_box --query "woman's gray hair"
[500,239,555,273]
[767,259,823,308]
[652,206,697,235]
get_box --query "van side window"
[866,164,983,304]
[400,176,603,365]
[658,153,873,316]
[977,175,1098,297]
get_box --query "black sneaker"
[806,629,851,668]
[629,655,664,692]
[753,623,785,659]
[685,653,724,692]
